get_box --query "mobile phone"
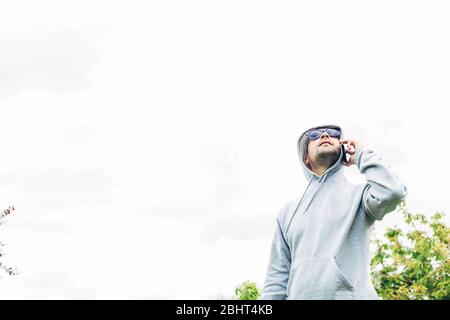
[341,144,350,163]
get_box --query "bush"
[0,206,18,278]
[370,201,449,300]
[235,281,261,300]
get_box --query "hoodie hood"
[297,124,345,181]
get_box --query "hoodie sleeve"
[355,146,408,221]
[260,216,291,300]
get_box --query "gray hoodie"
[261,124,408,300]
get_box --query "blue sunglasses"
[306,128,341,140]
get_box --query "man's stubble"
[314,146,340,169]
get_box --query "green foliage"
[370,201,450,300]
[235,281,261,300]
[0,206,18,278]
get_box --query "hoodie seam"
[285,177,314,235]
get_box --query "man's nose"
[320,132,330,139]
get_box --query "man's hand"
[339,139,362,167]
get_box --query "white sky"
[0,0,449,299]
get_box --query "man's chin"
[316,150,340,164]
[318,149,339,157]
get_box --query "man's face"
[305,129,341,168]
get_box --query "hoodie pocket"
[333,256,354,291]
[287,256,355,299]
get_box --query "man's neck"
[310,165,328,177]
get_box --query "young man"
[261,124,407,300]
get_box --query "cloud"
[0,166,116,215]
[0,27,106,99]
[200,213,273,245]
